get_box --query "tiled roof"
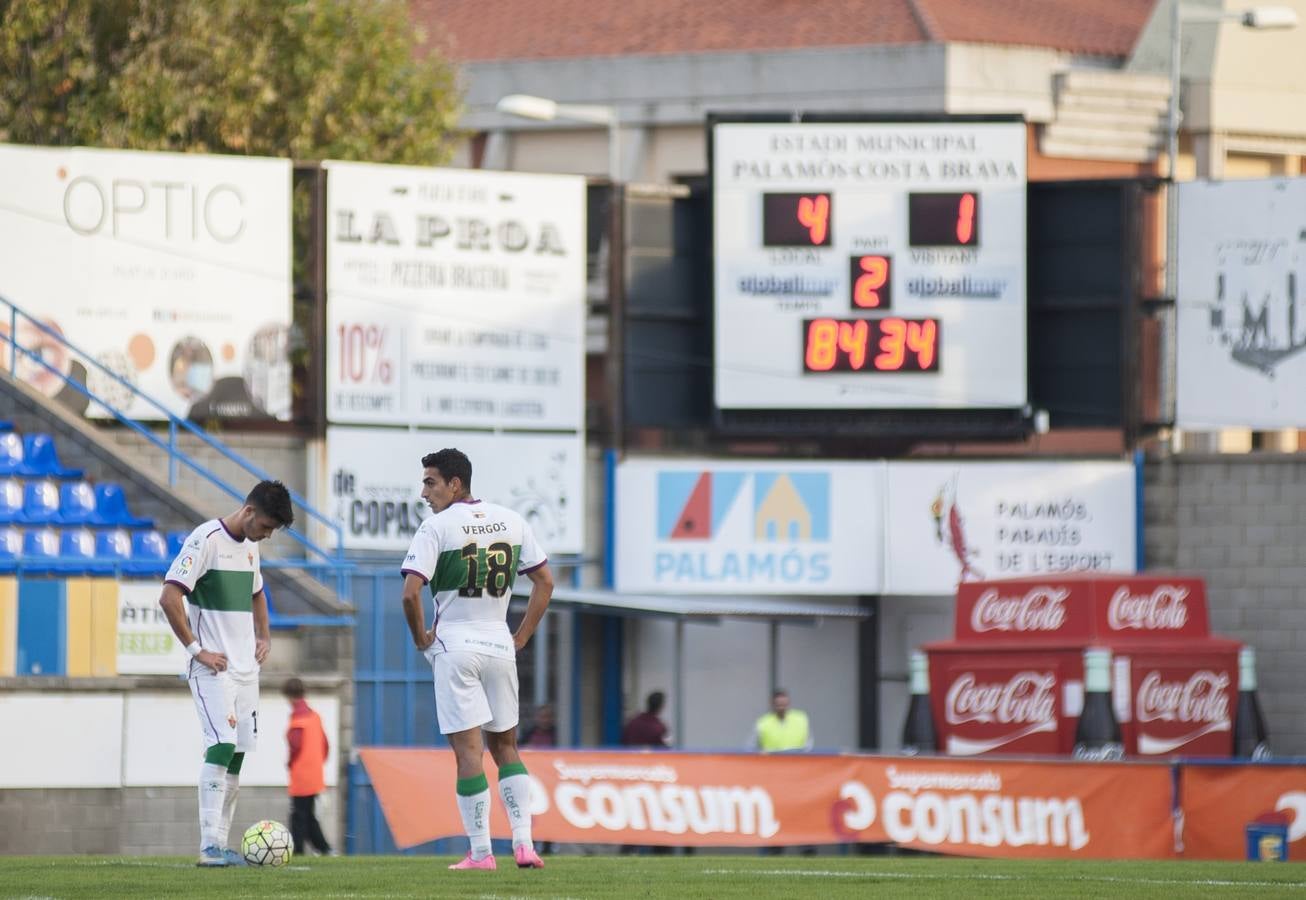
[411,0,1155,63]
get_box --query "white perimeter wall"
[0,691,339,789]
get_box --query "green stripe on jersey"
[190,569,255,612]
[432,548,469,592]
[431,543,524,594]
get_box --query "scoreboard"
[711,117,1027,410]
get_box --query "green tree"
[0,0,462,164]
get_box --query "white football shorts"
[190,671,260,752]
[426,648,519,735]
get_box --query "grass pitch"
[3,854,1306,899]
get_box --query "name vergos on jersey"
[402,500,546,661]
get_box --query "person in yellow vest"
[284,678,335,856]
[750,689,813,752]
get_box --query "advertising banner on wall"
[615,458,884,595]
[1180,764,1306,860]
[324,426,583,555]
[1176,177,1306,428]
[116,580,189,675]
[0,143,292,420]
[324,161,585,430]
[361,748,1176,857]
[883,461,1136,595]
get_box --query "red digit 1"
[955,193,976,245]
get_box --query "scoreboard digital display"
[711,117,1027,410]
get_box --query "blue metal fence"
[1,294,350,599]
[347,566,453,855]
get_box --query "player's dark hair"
[646,691,666,714]
[246,480,294,527]
[772,689,789,701]
[422,448,473,491]
[282,677,306,700]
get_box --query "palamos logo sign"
[835,768,1090,850]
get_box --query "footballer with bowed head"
[400,449,553,871]
[159,480,294,867]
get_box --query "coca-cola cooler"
[922,574,1244,758]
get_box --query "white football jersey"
[401,499,546,660]
[165,519,264,680]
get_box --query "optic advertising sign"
[0,144,292,420]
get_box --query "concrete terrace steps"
[0,372,348,617]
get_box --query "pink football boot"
[448,852,497,870]
[514,845,545,869]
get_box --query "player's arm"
[253,587,271,664]
[159,581,227,672]
[402,573,435,651]
[512,562,554,651]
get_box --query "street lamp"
[495,93,621,183]
[497,92,630,742]
[1164,3,1298,300]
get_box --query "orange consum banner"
[358,748,1176,858]
[1180,764,1306,860]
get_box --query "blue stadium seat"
[61,526,96,556]
[18,433,82,480]
[20,525,60,575]
[167,530,190,557]
[0,526,19,573]
[0,478,21,524]
[22,526,59,559]
[21,479,60,524]
[0,432,22,476]
[0,420,13,431]
[57,480,97,525]
[95,527,133,564]
[58,527,108,575]
[124,529,169,576]
[92,483,153,528]
[18,433,83,479]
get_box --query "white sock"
[456,785,492,860]
[218,772,240,848]
[498,773,533,850]
[198,762,228,851]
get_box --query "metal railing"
[2,293,350,602]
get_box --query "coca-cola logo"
[1107,585,1189,631]
[970,587,1069,633]
[1137,671,1231,725]
[945,672,1056,726]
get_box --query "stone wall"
[1145,453,1306,754]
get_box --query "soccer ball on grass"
[242,819,293,867]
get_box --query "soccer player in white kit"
[400,448,554,871]
[159,481,294,866]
